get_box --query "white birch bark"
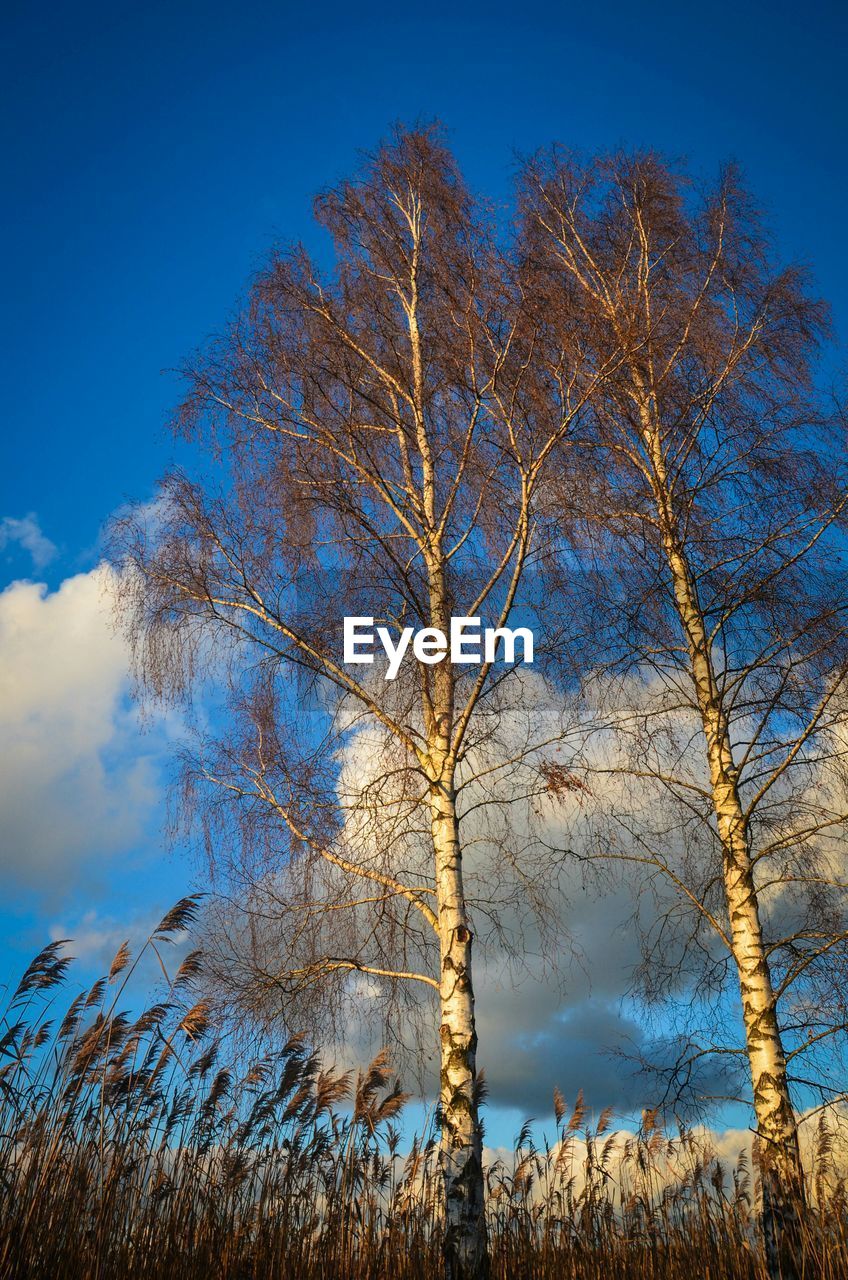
[423,578,487,1278]
[406,196,489,1276]
[430,762,488,1280]
[641,404,805,1278]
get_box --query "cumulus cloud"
[0,565,171,892]
[321,669,756,1117]
[197,662,830,1120]
[47,905,192,991]
[484,1103,848,1204]
[0,513,57,570]
[205,670,705,1117]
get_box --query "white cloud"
[484,1104,848,1202]
[0,513,57,570]
[0,565,170,891]
[48,905,192,991]
[212,672,689,1114]
[321,670,753,1115]
[197,662,846,1120]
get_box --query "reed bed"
[1,903,846,1278]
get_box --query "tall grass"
[1,904,846,1278]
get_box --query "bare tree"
[114,128,599,1280]
[521,151,848,1277]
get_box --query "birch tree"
[114,129,597,1280]
[521,152,848,1278]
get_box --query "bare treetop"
[114,127,608,1280]
[521,149,848,1280]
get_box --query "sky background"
[2,0,846,1145]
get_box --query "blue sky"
[1,0,846,1141]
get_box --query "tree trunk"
[430,768,489,1280]
[650,451,806,1278]
[626,378,806,1275]
[671,549,805,1277]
